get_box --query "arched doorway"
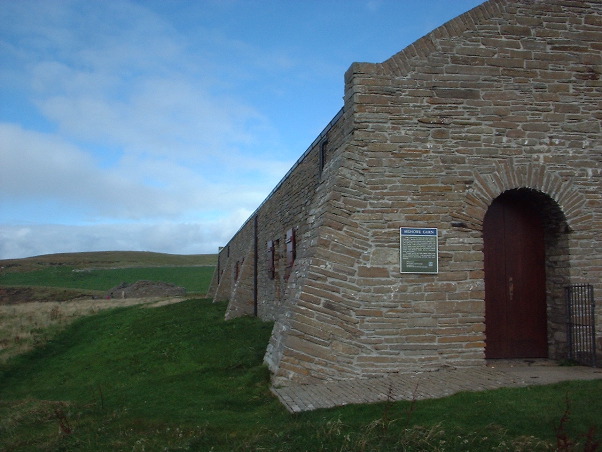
[483,190,548,359]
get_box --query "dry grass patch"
[0,297,185,363]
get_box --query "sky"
[0,0,484,260]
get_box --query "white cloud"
[29,62,276,166]
[0,212,252,259]
[0,0,298,243]
[0,0,487,261]
[0,122,285,222]
[0,123,169,217]
[365,1,384,13]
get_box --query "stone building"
[208,0,602,385]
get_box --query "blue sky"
[0,0,483,259]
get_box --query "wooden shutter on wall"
[286,228,296,268]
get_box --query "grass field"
[0,251,216,363]
[1,299,601,451]
[1,251,216,301]
[0,265,215,294]
[0,252,601,450]
[0,251,217,273]
[0,297,188,363]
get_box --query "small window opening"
[319,140,328,174]
[234,257,244,281]
[286,228,296,270]
[267,240,275,279]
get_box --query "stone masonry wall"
[265,0,602,383]
[212,0,602,385]
[210,108,350,322]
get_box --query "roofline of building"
[220,107,345,252]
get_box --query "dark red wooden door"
[483,193,548,359]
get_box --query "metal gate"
[565,284,596,367]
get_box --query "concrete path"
[271,360,602,413]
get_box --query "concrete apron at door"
[271,360,602,413]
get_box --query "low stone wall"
[106,281,186,299]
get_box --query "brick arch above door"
[453,158,588,232]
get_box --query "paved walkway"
[271,360,602,413]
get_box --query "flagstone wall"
[210,0,602,384]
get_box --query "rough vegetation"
[0,251,216,304]
[0,286,97,305]
[1,298,600,451]
[0,252,600,450]
[0,250,216,273]
[0,296,185,363]
[0,251,213,362]
[106,280,187,298]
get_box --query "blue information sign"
[400,227,438,273]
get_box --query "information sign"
[400,227,438,274]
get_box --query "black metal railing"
[565,284,596,367]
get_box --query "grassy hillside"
[0,265,214,294]
[0,251,217,273]
[0,252,217,362]
[1,299,601,451]
[0,251,217,303]
[1,252,600,450]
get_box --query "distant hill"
[0,251,217,273]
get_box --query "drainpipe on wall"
[253,214,258,317]
[216,250,221,284]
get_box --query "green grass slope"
[0,299,278,450]
[1,299,601,451]
[0,265,214,294]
